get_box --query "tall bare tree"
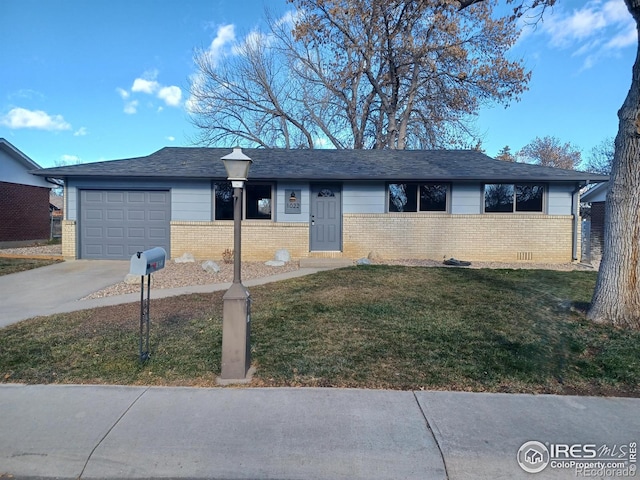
[517,135,581,170]
[189,0,529,149]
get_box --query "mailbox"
[129,247,167,275]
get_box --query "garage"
[79,190,170,260]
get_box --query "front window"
[389,183,448,212]
[213,182,273,220]
[214,181,234,220]
[246,184,272,219]
[484,184,544,213]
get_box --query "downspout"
[571,181,588,262]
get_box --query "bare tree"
[189,0,530,149]
[517,135,581,170]
[584,138,614,175]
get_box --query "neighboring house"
[32,147,608,262]
[0,138,54,246]
[49,192,64,218]
[581,181,608,261]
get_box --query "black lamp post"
[219,147,253,381]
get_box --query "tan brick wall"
[171,221,310,261]
[67,215,577,263]
[61,220,76,259]
[343,214,576,263]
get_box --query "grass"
[0,257,61,276]
[0,265,639,396]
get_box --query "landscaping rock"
[275,249,291,263]
[124,273,152,285]
[367,250,383,262]
[265,260,286,267]
[356,258,372,266]
[174,253,195,263]
[201,260,220,274]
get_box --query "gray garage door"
[79,190,170,260]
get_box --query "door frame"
[309,183,343,252]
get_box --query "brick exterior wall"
[0,181,50,242]
[62,220,77,259]
[590,202,605,259]
[171,221,310,261]
[343,214,575,262]
[169,215,575,263]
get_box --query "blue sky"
[0,0,636,168]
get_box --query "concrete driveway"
[0,260,129,328]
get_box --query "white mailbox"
[129,247,167,275]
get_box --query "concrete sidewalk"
[0,385,638,479]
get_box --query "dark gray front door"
[79,190,170,259]
[310,184,342,251]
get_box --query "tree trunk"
[587,0,640,329]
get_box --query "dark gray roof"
[31,147,608,183]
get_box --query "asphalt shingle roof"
[31,147,608,183]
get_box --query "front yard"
[0,265,638,396]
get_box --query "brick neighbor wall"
[590,202,605,259]
[0,181,51,242]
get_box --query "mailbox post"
[219,148,253,381]
[130,247,166,362]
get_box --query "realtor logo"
[518,441,550,473]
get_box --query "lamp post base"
[220,282,251,380]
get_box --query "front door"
[310,184,342,251]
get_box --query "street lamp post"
[219,147,253,381]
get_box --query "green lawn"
[1,265,638,396]
[0,257,61,276]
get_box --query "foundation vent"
[517,252,533,261]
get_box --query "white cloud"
[206,24,236,67]
[74,126,88,136]
[124,100,138,115]
[166,136,175,142]
[61,154,80,163]
[157,86,182,107]
[539,0,636,69]
[116,87,130,99]
[0,107,71,131]
[132,78,160,94]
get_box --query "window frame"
[483,183,546,214]
[212,181,275,221]
[387,182,450,213]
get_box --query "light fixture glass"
[221,147,252,182]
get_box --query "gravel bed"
[2,244,598,300]
[83,260,301,299]
[382,259,598,271]
[0,244,63,256]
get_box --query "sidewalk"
[0,384,638,479]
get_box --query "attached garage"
[79,189,170,259]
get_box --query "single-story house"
[31,147,608,262]
[0,138,56,246]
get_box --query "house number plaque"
[285,189,302,214]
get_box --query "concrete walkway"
[0,384,638,479]
[0,260,325,328]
